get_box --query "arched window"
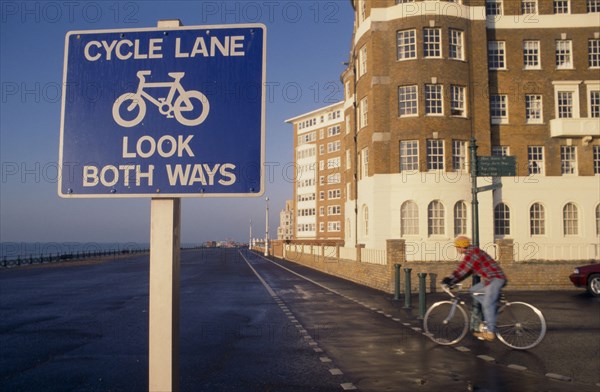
[454,201,467,236]
[563,202,579,235]
[400,201,419,236]
[494,203,510,236]
[530,203,545,235]
[428,200,445,236]
[362,205,369,237]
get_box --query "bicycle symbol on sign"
[112,70,210,127]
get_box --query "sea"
[0,242,201,261]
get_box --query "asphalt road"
[0,248,598,392]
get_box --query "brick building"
[285,102,346,242]
[277,200,294,240]
[287,0,599,261]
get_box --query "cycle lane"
[242,250,598,392]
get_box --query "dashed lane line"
[239,250,358,391]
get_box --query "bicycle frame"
[425,284,546,350]
[129,71,193,114]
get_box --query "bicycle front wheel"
[496,301,546,350]
[423,301,469,345]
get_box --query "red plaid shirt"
[451,246,507,286]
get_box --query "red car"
[569,263,600,297]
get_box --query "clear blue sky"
[0,1,354,244]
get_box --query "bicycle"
[112,70,210,128]
[423,284,546,350]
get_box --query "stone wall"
[273,239,593,294]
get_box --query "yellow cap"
[454,236,471,248]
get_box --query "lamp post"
[249,219,252,250]
[264,197,269,257]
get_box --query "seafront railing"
[0,248,149,268]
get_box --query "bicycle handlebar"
[441,283,462,298]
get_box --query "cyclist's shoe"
[473,330,496,341]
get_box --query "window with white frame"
[557,91,574,118]
[452,140,467,171]
[525,94,543,123]
[494,203,510,236]
[425,84,443,115]
[451,85,466,117]
[401,201,419,236]
[328,189,341,199]
[523,40,540,69]
[327,125,340,137]
[488,41,506,70]
[328,205,341,216]
[554,82,580,118]
[398,85,418,117]
[327,157,341,169]
[346,149,351,170]
[427,139,444,170]
[449,29,464,60]
[590,89,600,118]
[554,0,570,13]
[492,146,510,156]
[327,173,341,184]
[521,0,537,14]
[530,203,545,235]
[490,94,508,124]
[486,0,503,15]
[359,0,366,22]
[361,147,369,179]
[359,45,367,78]
[589,39,600,68]
[360,97,368,128]
[454,201,467,237]
[561,145,577,175]
[563,202,579,235]
[400,140,419,171]
[397,30,417,60]
[328,221,341,232]
[423,28,442,58]
[588,0,600,13]
[327,141,341,153]
[556,40,573,69]
[594,146,600,174]
[428,200,445,236]
[528,146,544,175]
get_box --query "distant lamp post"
[249,219,252,250]
[264,197,269,257]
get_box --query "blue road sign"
[58,24,266,198]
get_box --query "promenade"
[1,248,598,391]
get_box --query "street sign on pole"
[476,156,517,177]
[58,24,266,198]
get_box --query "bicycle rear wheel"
[423,301,469,345]
[496,301,546,350]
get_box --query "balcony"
[550,118,600,138]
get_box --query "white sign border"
[58,23,266,199]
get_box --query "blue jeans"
[469,278,506,333]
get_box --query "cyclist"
[442,236,508,341]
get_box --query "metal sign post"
[58,18,266,392]
[149,197,180,392]
[468,137,516,332]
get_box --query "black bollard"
[417,273,427,319]
[394,264,401,301]
[403,268,412,309]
